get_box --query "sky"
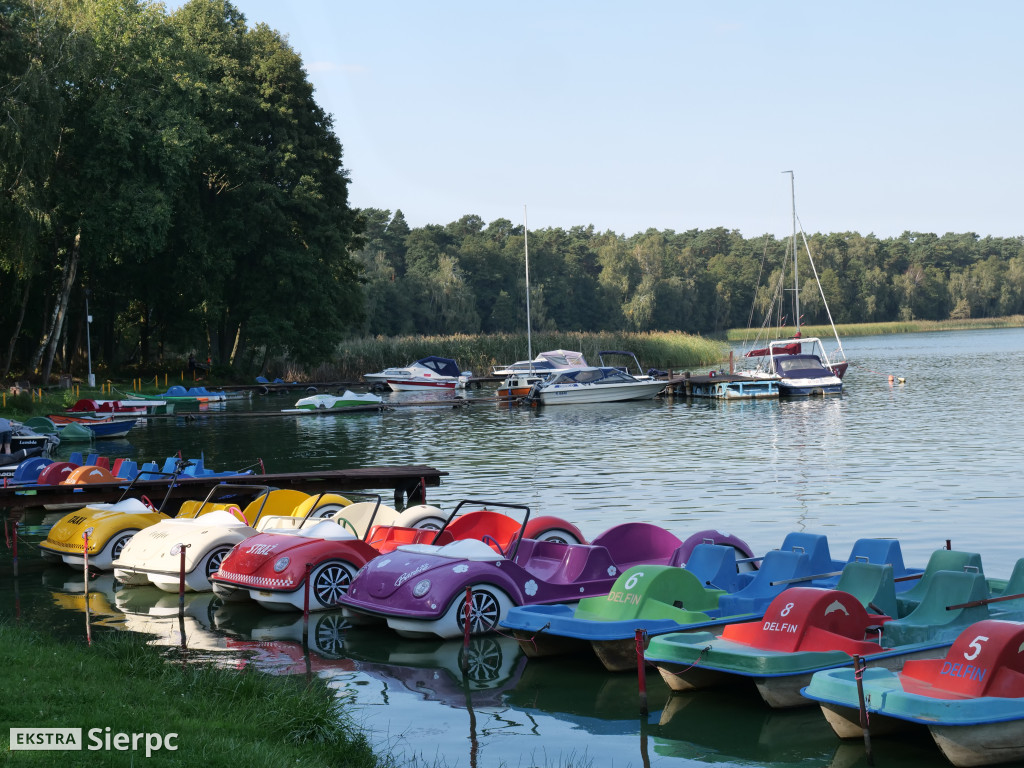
[207,1,1023,240]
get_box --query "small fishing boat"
[50,414,137,439]
[645,549,1023,709]
[525,366,666,405]
[284,391,383,412]
[803,617,1024,767]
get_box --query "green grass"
[0,620,386,768]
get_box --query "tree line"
[355,210,1024,340]
[4,1,1024,383]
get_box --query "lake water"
[4,327,1024,768]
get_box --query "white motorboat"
[526,366,666,405]
[492,349,588,377]
[363,356,471,391]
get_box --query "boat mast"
[784,170,799,337]
[524,205,533,364]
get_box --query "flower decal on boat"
[607,565,618,577]
[524,579,538,597]
[453,564,469,574]
[376,558,391,569]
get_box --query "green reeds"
[289,331,728,382]
[725,315,1024,343]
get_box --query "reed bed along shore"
[294,331,727,383]
[725,315,1024,343]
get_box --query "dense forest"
[4,1,1024,383]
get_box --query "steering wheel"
[334,517,359,536]
[141,495,156,512]
[481,534,506,556]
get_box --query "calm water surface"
[5,328,1024,767]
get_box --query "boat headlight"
[273,556,290,573]
[412,579,431,598]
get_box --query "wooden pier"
[0,465,447,513]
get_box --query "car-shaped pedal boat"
[210,498,583,612]
[111,484,328,592]
[339,504,735,641]
[500,533,916,671]
[37,464,198,570]
[803,614,1024,768]
[645,551,1024,709]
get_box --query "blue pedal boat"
[502,532,915,672]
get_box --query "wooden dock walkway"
[0,465,447,513]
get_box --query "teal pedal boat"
[645,550,1022,709]
[803,615,1024,767]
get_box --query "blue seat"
[779,532,844,576]
[716,549,811,616]
[68,451,84,466]
[681,543,749,594]
[255,376,269,384]
[12,457,50,483]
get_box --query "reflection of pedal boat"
[342,629,526,706]
[46,569,124,627]
[652,688,839,764]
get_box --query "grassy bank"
[0,621,386,768]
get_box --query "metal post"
[302,563,312,645]
[853,655,874,765]
[636,629,648,715]
[84,288,95,388]
[177,544,187,613]
[12,521,18,578]
[462,586,473,655]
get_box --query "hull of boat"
[387,379,456,391]
[930,722,1024,767]
[777,378,843,397]
[537,382,664,404]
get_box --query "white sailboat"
[497,207,587,400]
[743,172,848,396]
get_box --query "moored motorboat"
[363,356,472,391]
[525,366,666,405]
[803,617,1024,767]
[492,349,588,377]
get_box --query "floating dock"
[0,465,447,513]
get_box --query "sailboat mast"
[785,170,799,336]
[524,205,532,363]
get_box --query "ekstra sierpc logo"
[10,727,178,757]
